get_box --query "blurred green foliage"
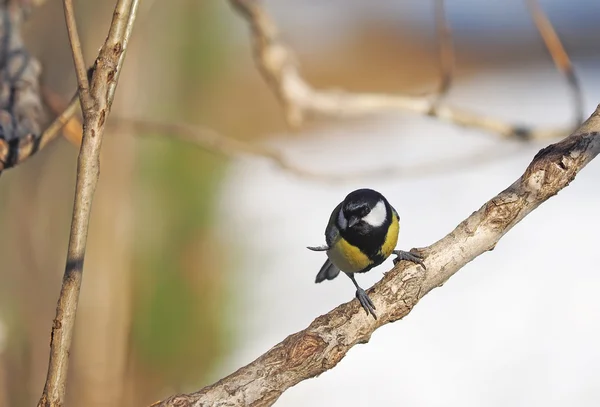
[131,0,231,388]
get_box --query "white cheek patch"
[362,200,387,227]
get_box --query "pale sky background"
[249,0,600,49]
[214,56,600,406]
[206,1,600,405]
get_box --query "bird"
[308,188,425,319]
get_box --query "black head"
[337,188,389,231]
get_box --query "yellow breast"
[327,237,372,273]
[380,211,399,259]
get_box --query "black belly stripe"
[339,218,390,266]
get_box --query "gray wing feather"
[315,258,341,283]
[391,204,399,221]
[325,202,343,247]
[311,201,344,283]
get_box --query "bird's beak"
[348,216,360,228]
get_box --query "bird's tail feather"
[315,258,340,283]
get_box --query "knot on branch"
[0,4,44,173]
[285,332,326,369]
[523,131,597,200]
[485,193,523,231]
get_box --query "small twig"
[105,0,139,107]
[121,119,530,182]
[41,94,79,145]
[41,88,82,147]
[42,88,315,177]
[116,118,324,178]
[62,0,92,109]
[526,0,584,126]
[44,87,531,183]
[37,1,139,406]
[41,85,526,182]
[228,0,570,141]
[430,0,454,109]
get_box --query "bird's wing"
[307,202,343,252]
[391,204,400,221]
[325,202,343,247]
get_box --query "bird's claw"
[393,249,426,270]
[356,288,377,320]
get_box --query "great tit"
[308,188,425,319]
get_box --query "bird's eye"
[344,203,368,218]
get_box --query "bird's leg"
[393,249,426,269]
[347,273,377,319]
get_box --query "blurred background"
[0,0,599,406]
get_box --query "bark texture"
[155,106,600,407]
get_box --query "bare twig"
[42,88,320,178]
[61,115,534,183]
[114,118,315,173]
[42,87,527,182]
[121,119,527,182]
[63,0,92,109]
[526,0,584,126]
[155,106,600,406]
[37,1,139,406]
[41,89,82,147]
[430,0,454,108]
[105,0,139,106]
[228,0,570,141]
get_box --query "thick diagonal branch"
[37,1,139,406]
[155,107,600,407]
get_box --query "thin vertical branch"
[62,0,92,109]
[37,1,139,406]
[431,0,454,108]
[526,0,584,126]
[106,0,140,106]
